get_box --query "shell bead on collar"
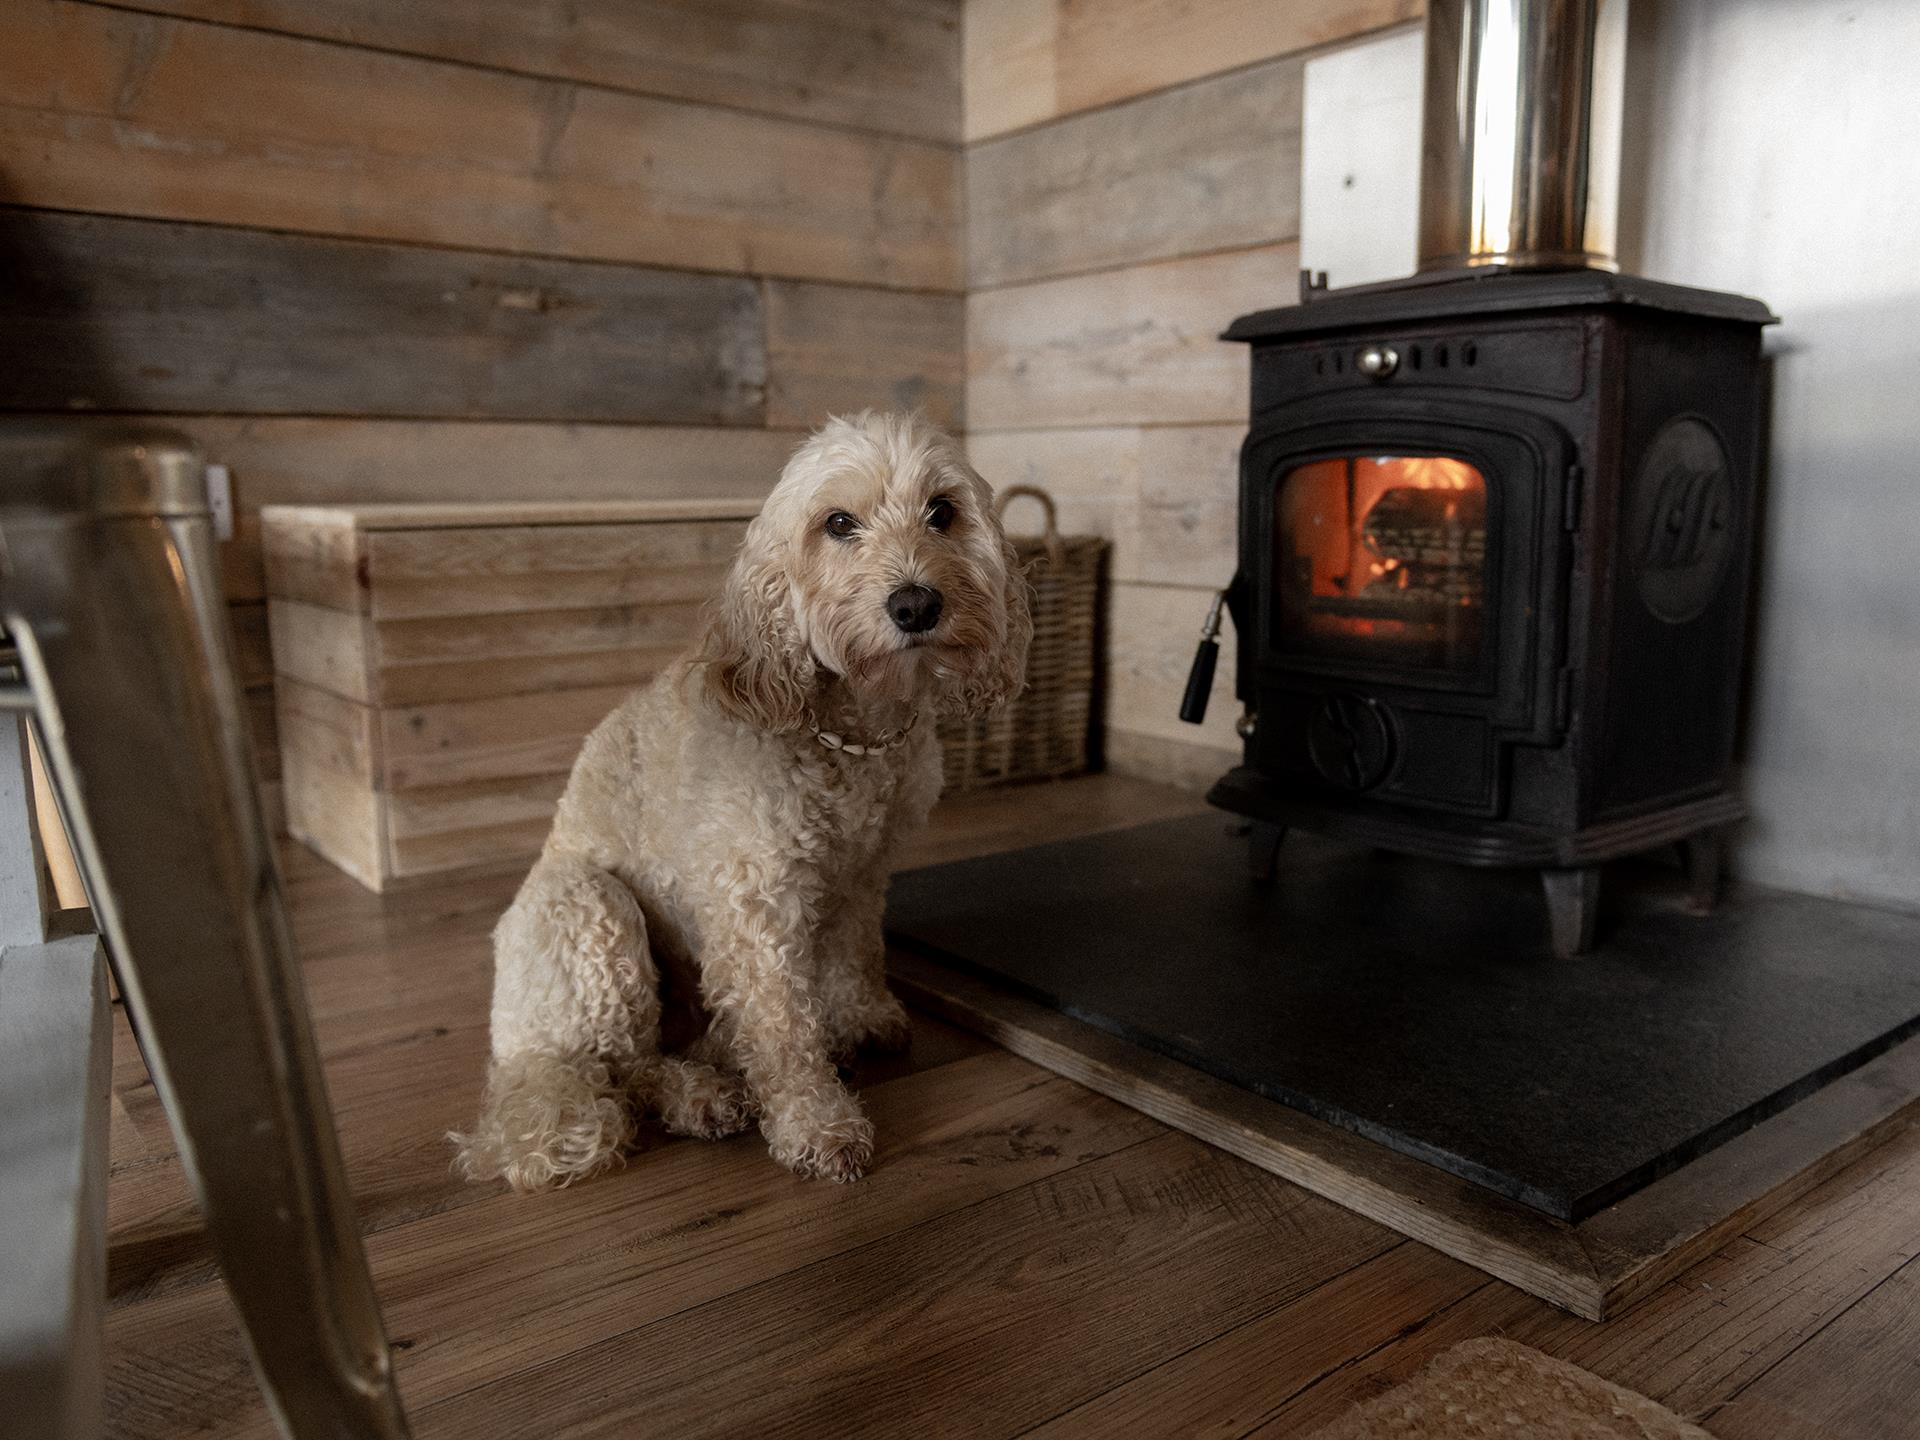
[813,717,917,757]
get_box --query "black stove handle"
[1178,590,1229,725]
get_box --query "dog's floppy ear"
[698,523,818,734]
[951,499,1034,720]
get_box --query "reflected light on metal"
[1419,0,1627,273]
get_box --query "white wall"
[1623,0,1920,909]
[1300,26,1421,289]
[1300,2,1920,909]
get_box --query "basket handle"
[994,484,1065,566]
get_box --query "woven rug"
[1310,1338,1712,1440]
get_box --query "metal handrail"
[0,424,410,1439]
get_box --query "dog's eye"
[824,511,860,540]
[926,497,956,532]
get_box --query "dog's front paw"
[763,1103,875,1183]
[804,1124,875,1183]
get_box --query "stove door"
[1239,398,1575,816]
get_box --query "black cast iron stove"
[888,2,1920,1236]
[1205,271,1775,955]
[1190,0,1778,955]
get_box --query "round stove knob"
[1356,344,1399,379]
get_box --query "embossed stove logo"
[1631,417,1737,623]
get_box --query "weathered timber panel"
[968,59,1304,288]
[967,425,1241,589]
[105,0,964,143]
[0,2,961,289]
[765,282,966,431]
[267,601,374,704]
[384,773,571,880]
[266,586,712,705]
[171,420,791,515]
[276,678,386,887]
[966,245,1296,429]
[0,211,767,422]
[963,0,1420,141]
[373,605,704,705]
[273,678,377,786]
[45,417,785,605]
[378,687,630,791]
[363,521,741,619]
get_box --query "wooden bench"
[263,500,758,890]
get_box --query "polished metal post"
[0,425,410,1439]
[1417,0,1627,272]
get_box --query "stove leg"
[1682,828,1725,915]
[1541,866,1601,958]
[1248,823,1286,883]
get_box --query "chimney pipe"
[1417,0,1628,273]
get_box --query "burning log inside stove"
[1354,485,1487,612]
[1278,457,1488,645]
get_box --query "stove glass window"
[1274,455,1488,673]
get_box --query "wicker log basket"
[937,485,1105,791]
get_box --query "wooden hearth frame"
[890,950,1920,1320]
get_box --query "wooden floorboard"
[1214,1080,1920,1437]
[1023,1244,1488,1439]
[418,1132,1399,1440]
[1516,1124,1920,1420]
[1706,1254,1920,1439]
[99,774,1920,1438]
[107,1052,1144,1435]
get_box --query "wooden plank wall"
[0,0,965,819]
[960,0,1420,786]
[2,0,1436,816]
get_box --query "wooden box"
[262,500,757,890]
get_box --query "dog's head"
[698,412,1031,734]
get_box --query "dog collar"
[813,716,917,757]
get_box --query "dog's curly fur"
[451,413,1031,1189]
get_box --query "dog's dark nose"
[887,583,943,634]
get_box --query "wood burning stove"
[1190,0,1777,955]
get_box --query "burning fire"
[1275,454,1489,667]
[1388,456,1478,491]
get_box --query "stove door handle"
[1179,637,1219,725]
[1178,590,1228,725]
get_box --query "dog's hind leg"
[451,855,660,1192]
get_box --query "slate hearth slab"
[885,813,1920,1221]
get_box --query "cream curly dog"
[452,413,1031,1189]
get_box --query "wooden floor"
[104,776,1919,1439]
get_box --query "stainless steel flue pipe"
[1417,0,1628,272]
